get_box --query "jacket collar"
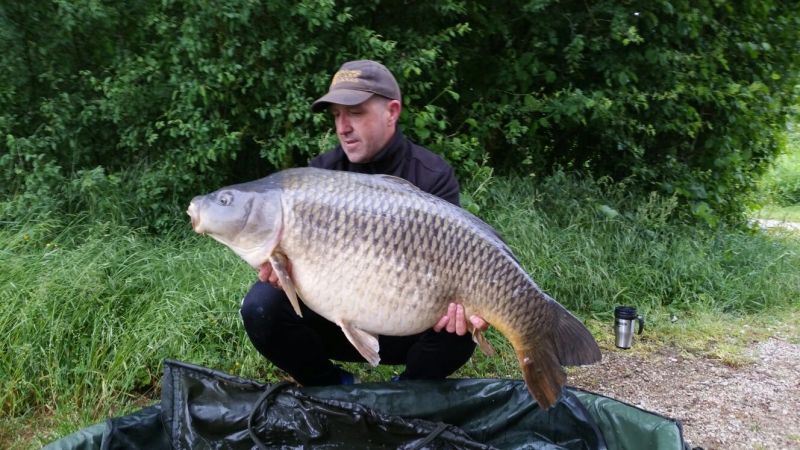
[346,127,409,174]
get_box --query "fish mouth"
[187,201,202,233]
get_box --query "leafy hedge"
[2,0,799,230]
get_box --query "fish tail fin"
[511,298,602,410]
[513,341,567,411]
[549,300,602,367]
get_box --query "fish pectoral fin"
[470,327,497,356]
[269,253,301,317]
[338,321,380,367]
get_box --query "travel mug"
[614,306,644,349]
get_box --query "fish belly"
[286,242,453,336]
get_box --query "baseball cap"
[311,60,401,113]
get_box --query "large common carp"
[187,167,601,410]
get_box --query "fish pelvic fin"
[549,301,602,367]
[269,253,300,317]
[469,325,497,357]
[513,342,566,411]
[338,321,381,366]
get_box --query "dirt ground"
[569,331,800,450]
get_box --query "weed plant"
[3,172,800,447]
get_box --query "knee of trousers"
[424,329,477,361]
[239,281,293,341]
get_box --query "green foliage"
[2,0,800,230]
[449,0,800,226]
[758,124,800,206]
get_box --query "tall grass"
[3,172,800,447]
[480,175,799,317]
[0,217,279,441]
[753,124,800,219]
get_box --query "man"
[239,60,487,386]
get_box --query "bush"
[2,0,799,230]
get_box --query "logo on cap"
[331,70,362,86]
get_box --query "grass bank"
[2,174,800,448]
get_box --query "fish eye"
[218,191,234,206]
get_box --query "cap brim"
[311,90,375,113]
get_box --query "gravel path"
[570,334,800,449]
[567,219,800,449]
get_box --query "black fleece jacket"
[308,127,461,207]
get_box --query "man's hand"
[433,303,489,335]
[258,260,293,289]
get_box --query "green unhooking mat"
[44,359,694,450]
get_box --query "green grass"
[3,173,800,448]
[751,124,800,220]
[751,204,800,222]
[0,218,282,447]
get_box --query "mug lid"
[614,306,638,319]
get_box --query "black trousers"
[239,281,476,386]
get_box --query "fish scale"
[187,167,601,410]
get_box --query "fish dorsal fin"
[376,174,418,189]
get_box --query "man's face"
[331,96,400,164]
